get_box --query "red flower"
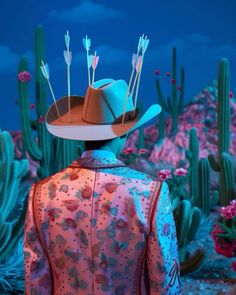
[62,200,79,212]
[123,147,133,155]
[18,71,31,83]
[81,186,92,199]
[116,218,128,230]
[174,168,188,176]
[30,103,35,110]
[104,182,118,193]
[154,69,160,75]
[95,274,109,286]
[177,85,182,91]
[165,72,171,77]
[171,79,176,84]
[157,169,172,181]
[38,115,44,124]
[231,261,236,271]
[70,173,79,181]
[65,218,77,228]
[229,90,234,99]
[48,209,56,221]
[138,148,148,155]
[100,202,111,215]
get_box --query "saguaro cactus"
[186,128,199,205]
[208,59,235,205]
[173,200,205,274]
[0,129,29,293]
[18,25,81,179]
[155,47,185,135]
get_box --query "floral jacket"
[24,150,181,295]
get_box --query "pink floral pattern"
[24,152,181,294]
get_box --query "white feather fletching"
[64,50,72,66]
[41,62,49,79]
[65,30,70,49]
[92,55,99,70]
[83,36,91,51]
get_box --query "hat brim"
[46,96,161,141]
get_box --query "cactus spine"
[18,25,81,179]
[155,47,185,135]
[186,128,199,205]
[208,59,235,205]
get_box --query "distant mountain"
[125,80,236,167]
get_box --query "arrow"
[121,34,145,126]
[40,61,60,118]
[64,30,72,122]
[91,51,99,84]
[83,35,91,85]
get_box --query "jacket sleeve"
[146,181,181,294]
[24,184,53,295]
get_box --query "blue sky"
[0,0,236,130]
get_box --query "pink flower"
[165,72,171,77]
[18,71,31,83]
[175,168,188,176]
[171,79,176,84]
[229,90,234,99]
[231,261,236,271]
[154,69,160,75]
[123,147,133,155]
[220,203,236,220]
[157,169,172,181]
[38,115,44,124]
[30,103,35,110]
[177,85,182,91]
[138,148,148,155]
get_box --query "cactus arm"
[18,57,42,160]
[178,67,185,112]
[185,149,192,159]
[218,59,230,154]
[187,128,199,205]
[186,207,202,243]
[208,154,220,171]
[175,200,191,248]
[221,152,235,205]
[198,158,210,215]
[155,79,172,113]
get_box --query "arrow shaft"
[47,78,60,118]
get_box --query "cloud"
[146,35,236,68]
[0,46,34,74]
[50,1,126,24]
[0,46,19,73]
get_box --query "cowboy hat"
[45,78,161,140]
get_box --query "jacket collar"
[69,149,127,169]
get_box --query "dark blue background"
[0,0,236,130]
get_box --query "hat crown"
[82,79,134,124]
